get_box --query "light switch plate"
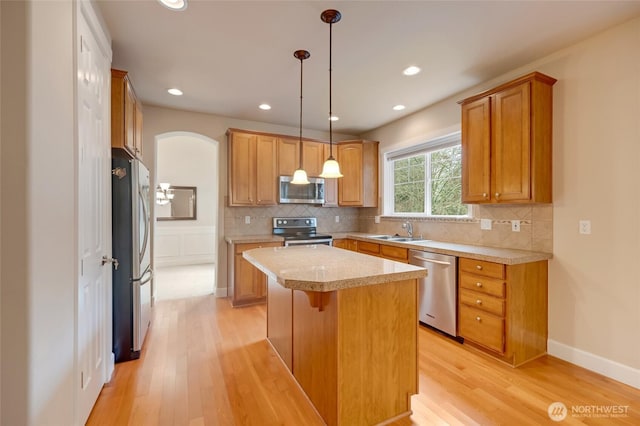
[244,215,251,224]
[335,215,340,223]
[480,219,492,230]
[374,216,381,224]
[579,220,591,234]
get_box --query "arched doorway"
[153,132,219,300]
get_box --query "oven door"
[284,238,333,247]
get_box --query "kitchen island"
[243,245,427,426]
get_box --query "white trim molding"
[154,226,216,267]
[548,339,640,390]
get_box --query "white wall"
[1,1,78,424]
[154,133,218,267]
[363,17,640,388]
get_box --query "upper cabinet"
[277,137,300,176]
[228,129,278,206]
[111,69,143,160]
[337,140,379,207]
[460,72,556,204]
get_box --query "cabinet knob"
[495,192,500,198]
[476,299,482,305]
[476,265,483,270]
[476,282,483,288]
[476,316,482,322]
[482,192,488,199]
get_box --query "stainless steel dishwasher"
[409,250,458,338]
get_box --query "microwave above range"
[279,175,325,204]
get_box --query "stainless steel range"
[272,217,333,246]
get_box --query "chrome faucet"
[402,221,413,238]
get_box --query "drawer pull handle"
[476,265,483,270]
[476,299,482,305]
[476,282,483,288]
[476,316,482,322]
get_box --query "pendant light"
[291,50,311,185]
[319,9,343,179]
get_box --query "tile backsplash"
[225,200,552,253]
[358,204,553,253]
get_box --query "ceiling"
[96,1,640,135]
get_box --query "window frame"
[383,131,471,218]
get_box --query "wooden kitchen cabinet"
[277,137,300,176]
[457,257,548,366]
[332,238,357,251]
[302,141,326,177]
[228,129,278,206]
[337,140,379,207]
[460,72,556,204]
[356,240,408,263]
[231,241,282,306]
[111,69,144,159]
[322,144,339,207]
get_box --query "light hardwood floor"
[88,295,640,425]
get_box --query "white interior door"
[76,3,112,423]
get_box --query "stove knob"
[283,220,288,224]
[306,220,310,224]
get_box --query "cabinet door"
[234,254,267,303]
[461,97,491,203]
[322,144,339,207]
[302,141,326,177]
[229,132,256,205]
[491,82,531,202]
[278,137,299,176]
[255,135,278,205]
[134,102,143,160]
[337,142,364,206]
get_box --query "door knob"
[102,256,119,270]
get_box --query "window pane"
[430,145,467,215]
[394,154,425,213]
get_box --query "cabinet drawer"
[459,288,505,317]
[357,241,380,255]
[380,244,408,262]
[235,241,282,254]
[459,305,505,354]
[459,273,505,298]
[459,258,505,279]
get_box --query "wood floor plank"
[87,294,640,425]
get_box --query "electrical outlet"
[244,215,251,224]
[579,220,591,235]
[512,220,521,232]
[480,219,492,230]
[335,215,340,223]
[374,215,381,224]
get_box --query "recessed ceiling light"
[158,0,187,11]
[259,103,271,110]
[393,105,406,111]
[329,115,339,121]
[403,66,421,76]
[167,88,183,96]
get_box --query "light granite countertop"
[226,232,552,265]
[243,245,427,292]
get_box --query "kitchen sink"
[368,235,427,242]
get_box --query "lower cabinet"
[332,238,357,251]
[457,257,548,366]
[356,240,409,263]
[231,241,282,307]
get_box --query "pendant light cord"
[328,20,334,158]
[299,55,304,168]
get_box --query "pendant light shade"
[291,49,311,185]
[319,9,343,179]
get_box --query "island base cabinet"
[292,279,418,426]
[266,277,293,371]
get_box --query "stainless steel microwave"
[279,176,325,204]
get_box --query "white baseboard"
[215,286,228,298]
[548,339,640,389]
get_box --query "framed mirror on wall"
[156,185,197,221]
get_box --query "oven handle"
[285,239,333,246]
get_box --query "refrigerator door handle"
[132,264,153,285]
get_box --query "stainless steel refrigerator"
[111,156,153,362]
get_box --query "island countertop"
[243,244,427,292]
